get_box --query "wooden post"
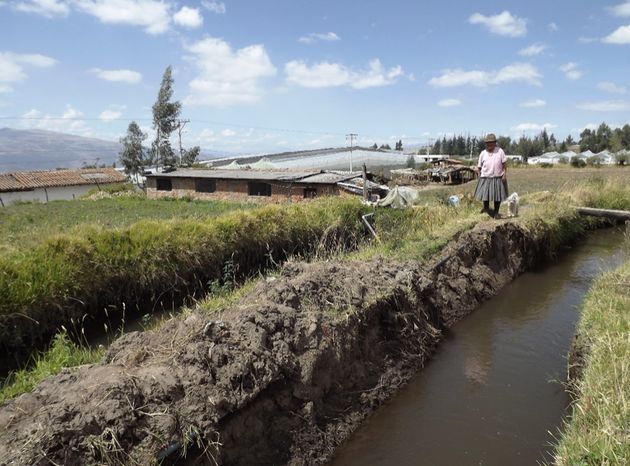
[362,163,368,201]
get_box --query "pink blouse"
[477,147,506,177]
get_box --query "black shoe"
[480,207,489,214]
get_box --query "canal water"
[330,226,627,466]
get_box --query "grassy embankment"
[553,235,630,465]
[2,177,629,405]
[0,195,369,376]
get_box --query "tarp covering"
[376,186,421,208]
[249,158,278,170]
[219,160,244,170]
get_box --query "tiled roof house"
[0,168,127,206]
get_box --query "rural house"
[0,168,127,206]
[145,168,387,202]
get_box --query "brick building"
[145,169,382,202]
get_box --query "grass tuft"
[0,332,103,403]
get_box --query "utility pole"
[346,133,358,171]
[177,119,190,166]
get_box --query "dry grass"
[410,166,629,203]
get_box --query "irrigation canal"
[330,226,627,466]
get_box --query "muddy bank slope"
[0,220,562,465]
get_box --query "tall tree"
[181,146,201,166]
[151,66,181,167]
[119,121,147,183]
[541,129,550,150]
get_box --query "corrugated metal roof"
[0,168,127,192]
[147,169,321,182]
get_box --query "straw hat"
[484,133,497,143]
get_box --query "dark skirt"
[474,176,508,202]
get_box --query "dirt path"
[0,220,547,465]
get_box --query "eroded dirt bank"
[0,221,553,465]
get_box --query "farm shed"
[425,160,477,185]
[145,168,385,202]
[0,168,127,206]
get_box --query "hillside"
[0,128,123,172]
[0,128,238,173]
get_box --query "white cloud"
[74,0,172,34]
[183,37,277,107]
[89,68,142,84]
[579,37,598,44]
[468,11,527,37]
[19,105,92,136]
[173,6,202,28]
[0,51,56,92]
[520,99,546,107]
[99,109,122,121]
[437,98,461,107]
[607,1,630,17]
[285,58,406,89]
[560,62,582,80]
[512,122,556,132]
[548,22,558,32]
[7,52,57,67]
[298,32,341,44]
[13,0,69,17]
[428,62,541,88]
[598,81,626,94]
[201,0,225,14]
[221,128,236,137]
[576,100,630,111]
[518,43,547,56]
[602,25,630,44]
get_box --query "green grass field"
[0,194,256,254]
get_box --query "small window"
[156,178,172,191]
[248,181,272,197]
[303,187,317,198]
[195,179,216,193]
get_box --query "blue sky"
[1,0,629,154]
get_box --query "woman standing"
[474,133,508,218]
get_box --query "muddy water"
[330,226,627,466]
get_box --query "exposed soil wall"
[0,221,562,465]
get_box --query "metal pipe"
[362,213,380,243]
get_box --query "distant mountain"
[0,128,234,173]
[0,128,123,172]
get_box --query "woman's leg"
[493,201,501,217]
[481,200,490,213]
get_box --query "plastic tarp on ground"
[376,186,421,208]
